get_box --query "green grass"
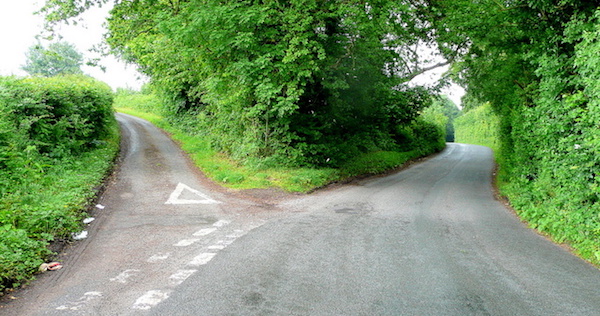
[115,107,430,193]
[0,125,120,292]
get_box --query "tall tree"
[102,0,440,165]
[21,41,84,77]
[40,0,446,166]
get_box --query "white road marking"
[208,244,226,250]
[213,219,231,227]
[132,290,170,310]
[193,227,217,236]
[110,269,141,284]
[226,230,246,239]
[174,238,200,247]
[169,269,197,285]
[188,253,216,266]
[56,291,102,311]
[165,182,220,205]
[147,253,171,263]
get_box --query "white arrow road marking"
[132,290,170,310]
[165,182,220,205]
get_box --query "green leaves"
[96,0,441,166]
[432,1,600,265]
[21,42,84,77]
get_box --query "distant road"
[3,115,599,315]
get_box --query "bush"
[0,75,119,291]
[9,75,115,157]
[0,226,51,292]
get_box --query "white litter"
[95,204,105,210]
[83,217,95,224]
[72,230,88,240]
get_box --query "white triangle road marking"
[165,182,221,205]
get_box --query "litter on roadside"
[72,230,88,240]
[95,204,105,210]
[39,262,63,272]
[83,217,95,224]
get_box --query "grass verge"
[0,125,120,293]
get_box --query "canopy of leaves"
[21,41,84,77]
[88,0,441,167]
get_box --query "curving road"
[3,114,600,315]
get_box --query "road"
[2,114,599,315]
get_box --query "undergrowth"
[0,75,119,292]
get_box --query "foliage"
[86,0,440,167]
[454,102,500,152]
[1,75,114,157]
[426,1,600,264]
[0,75,119,291]
[21,41,84,77]
[116,91,446,192]
[430,95,460,142]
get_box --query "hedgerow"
[0,75,118,292]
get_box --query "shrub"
[6,75,115,157]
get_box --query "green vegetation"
[43,0,449,171]
[432,1,600,265]
[114,89,446,193]
[454,102,500,152]
[21,41,84,77]
[0,75,118,292]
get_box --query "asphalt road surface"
[2,114,599,315]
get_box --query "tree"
[40,1,449,167]
[102,0,441,165]
[21,41,84,77]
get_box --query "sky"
[0,1,464,104]
[0,1,146,90]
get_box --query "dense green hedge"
[0,75,118,292]
[454,102,500,152]
[455,99,599,265]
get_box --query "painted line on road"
[213,219,231,227]
[56,291,102,311]
[132,290,171,310]
[208,244,226,250]
[165,182,220,205]
[147,252,171,263]
[188,253,217,266]
[174,238,200,247]
[193,227,217,236]
[169,269,198,286]
[110,269,141,284]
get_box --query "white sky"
[0,1,146,90]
